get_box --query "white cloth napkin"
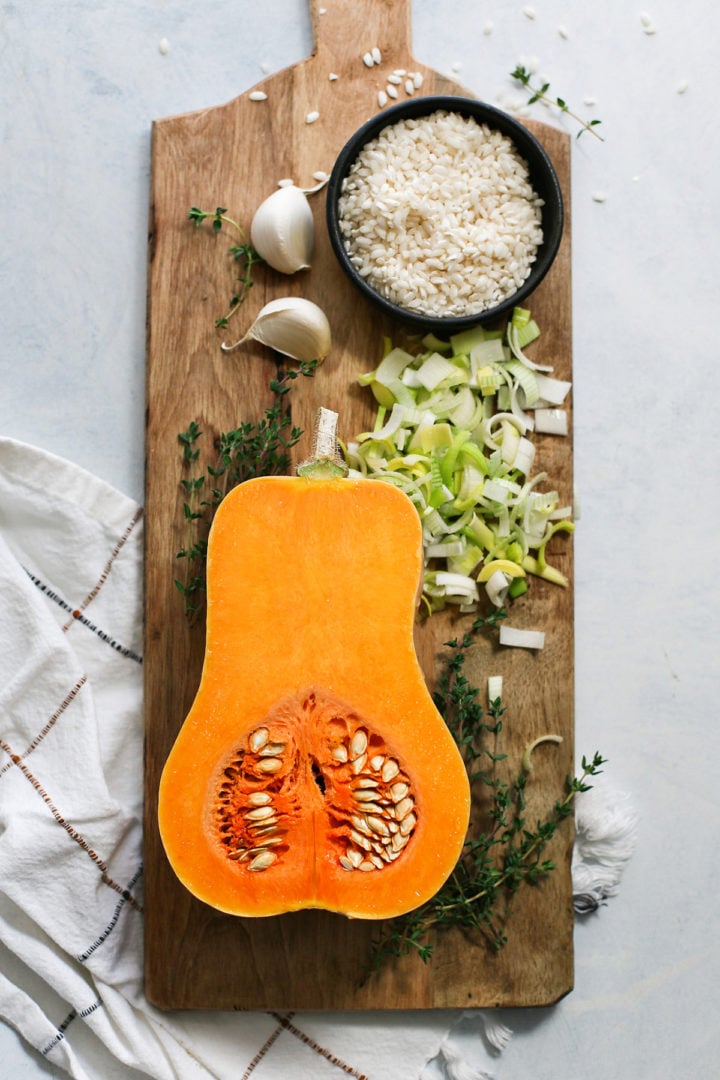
[0,436,461,1080]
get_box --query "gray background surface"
[1,1,717,1076]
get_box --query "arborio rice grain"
[337,110,544,318]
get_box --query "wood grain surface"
[144,0,574,1011]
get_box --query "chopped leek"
[348,307,573,614]
[487,675,503,704]
[499,625,546,650]
[534,408,569,436]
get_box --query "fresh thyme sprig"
[367,618,606,972]
[510,65,604,141]
[188,206,264,329]
[175,360,318,618]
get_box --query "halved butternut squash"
[158,474,470,919]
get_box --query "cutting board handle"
[310,0,413,68]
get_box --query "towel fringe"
[572,786,638,914]
[438,1038,496,1080]
[459,1010,512,1053]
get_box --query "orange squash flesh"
[158,475,471,919]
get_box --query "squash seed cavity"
[212,689,418,874]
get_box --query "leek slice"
[499,625,546,649]
[534,408,569,436]
[487,674,503,703]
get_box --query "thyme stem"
[187,205,264,329]
[510,65,604,141]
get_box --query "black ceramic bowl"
[326,96,564,334]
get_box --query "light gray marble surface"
[2,1,718,1077]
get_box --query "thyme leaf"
[510,65,604,141]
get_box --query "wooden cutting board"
[144,0,574,1011]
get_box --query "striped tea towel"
[0,437,459,1080]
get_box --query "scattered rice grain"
[378,89,388,108]
[158,37,170,56]
[362,52,374,68]
[523,6,537,19]
[249,91,268,102]
[306,110,320,124]
[405,78,415,95]
[372,46,382,65]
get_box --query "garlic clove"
[250,186,314,275]
[224,297,331,363]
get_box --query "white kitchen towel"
[0,437,635,1080]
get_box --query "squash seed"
[351,815,373,835]
[391,831,410,852]
[248,850,277,871]
[351,752,368,775]
[354,777,379,789]
[249,727,269,752]
[390,782,409,801]
[259,742,286,756]
[246,791,273,806]
[346,847,364,867]
[370,754,385,771]
[250,823,280,836]
[244,806,275,821]
[354,789,382,803]
[350,829,372,850]
[257,835,284,847]
[350,729,368,757]
[257,757,282,774]
[366,815,390,837]
[399,812,417,836]
[339,856,355,871]
[332,744,349,763]
[394,797,414,821]
[358,860,376,872]
[381,758,399,782]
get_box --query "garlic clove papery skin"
[232,297,331,363]
[250,186,314,274]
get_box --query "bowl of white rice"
[326,96,563,332]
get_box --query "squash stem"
[297,407,349,478]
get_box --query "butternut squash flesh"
[158,475,471,919]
